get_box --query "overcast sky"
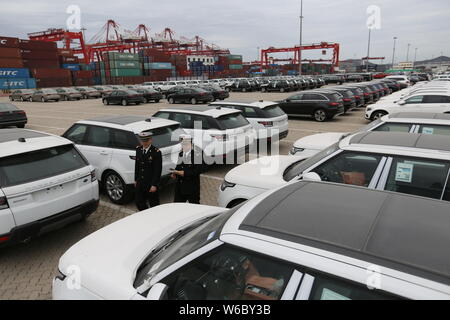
[1,0,449,63]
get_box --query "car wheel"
[104,172,130,204]
[9,96,13,101]
[227,199,247,209]
[122,99,128,106]
[17,124,25,128]
[21,97,26,102]
[313,109,327,122]
[261,87,266,92]
[41,97,46,103]
[371,111,388,121]
[154,99,160,103]
[168,97,175,104]
[280,88,285,93]
[29,97,33,102]
[191,98,197,105]
[103,99,109,106]
[64,96,69,101]
[135,102,141,105]
[211,97,216,102]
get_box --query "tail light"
[0,235,10,244]
[0,196,9,210]
[211,134,228,141]
[90,170,97,182]
[16,111,25,115]
[343,98,351,102]
[329,102,340,106]
[258,121,273,127]
[354,95,361,99]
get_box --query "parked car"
[340,86,366,107]
[153,106,257,164]
[324,88,357,113]
[135,88,163,103]
[290,112,450,156]
[9,89,35,102]
[226,80,254,92]
[62,115,183,204]
[93,86,114,97]
[380,79,402,92]
[366,93,450,120]
[75,87,102,99]
[278,91,345,122]
[167,88,214,105]
[53,180,450,300]
[385,76,410,88]
[323,75,345,85]
[218,131,450,208]
[260,80,292,93]
[0,103,27,128]
[0,129,99,247]
[200,85,230,101]
[56,87,83,101]
[102,90,145,106]
[29,88,61,102]
[346,74,364,82]
[210,101,289,142]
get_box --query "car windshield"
[0,145,87,187]
[283,142,340,181]
[262,105,285,117]
[43,89,58,94]
[126,90,139,95]
[0,103,18,111]
[217,113,249,129]
[142,124,184,149]
[133,209,236,289]
[64,88,78,93]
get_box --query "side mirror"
[302,172,322,182]
[147,283,168,300]
[398,100,406,105]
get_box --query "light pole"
[366,28,372,72]
[299,0,304,76]
[406,43,411,62]
[413,48,418,69]
[391,37,398,69]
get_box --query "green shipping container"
[228,54,243,60]
[109,68,142,77]
[229,64,243,70]
[108,52,139,61]
[109,60,141,69]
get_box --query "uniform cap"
[138,131,153,141]
[179,134,193,142]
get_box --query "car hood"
[225,155,308,189]
[58,203,225,300]
[293,132,347,150]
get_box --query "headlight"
[220,180,236,191]
[290,147,304,155]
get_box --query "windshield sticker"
[321,288,351,301]
[395,162,414,183]
[422,127,434,135]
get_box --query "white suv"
[209,101,289,142]
[218,131,450,208]
[53,181,450,300]
[62,115,183,204]
[0,129,99,247]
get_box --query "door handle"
[100,151,109,155]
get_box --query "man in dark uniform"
[135,132,162,211]
[171,135,205,204]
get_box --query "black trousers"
[174,185,200,204]
[135,184,160,211]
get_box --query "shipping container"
[35,77,72,88]
[0,36,19,49]
[0,68,30,78]
[72,70,93,79]
[59,56,79,64]
[106,52,139,61]
[27,78,36,88]
[31,68,72,78]
[18,39,57,52]
[0,78,29,89]
[109,68,142,77]
[62,64,81,71]
[57,48,74,57]
[24,59,59,69]
[0,58,24,68]
[0,48,21,59]
[228,54,243,60]
[109,60,141,69]
[229,64,243,70]
[144,62,172,70]
[21,50,59,60]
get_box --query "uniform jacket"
[175,149,205,195]
[135,145,162,188]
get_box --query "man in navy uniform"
[171,135,205,204]
[135,132,162,210]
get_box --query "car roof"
[238,181,450,286]
[0,129,71,158]
[158,106,241,118]
[78,115,180,133]
[388,112,450,122]
[210,100,278,109]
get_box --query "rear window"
[217,113,249,129]
[0,103,18,111]
[262,105,285,118]
[331,93,343,101]
[0,145,88,187]
[142,125,183,149]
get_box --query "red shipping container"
[72,70,93,79]
[24,59,60,69]
[0,58,24,68]
[31,68,72,79]
[0,48,21,59]
[0,36,19,49]
[60,56,79,64]
[36,77,73,88]
[19,39,57,52]
[21,50,59,60]
[229,59,242,65]
[57,49,74,57]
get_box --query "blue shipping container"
[62,64,81,71]
[27,78,36,89]
[145,62,172,70]
[0,78,29,90]
[0,68,30,79]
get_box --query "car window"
[112,129,138,150]
[418,124,450,136]
[423,95,450,104]
[262,105,285,118]
[289,95,302,100]
[372,123,412,133]
[64,124,88,144]
[145,125,184,148]
[384,157,450,200]
[161,245,294,300]
[302,94,320,100]
[172,113,193,129]
[405,96,424,104]
[0,103,18,111]
[312,152,383,187]
[0,145,87,188]
[240,107,258,118]
[217,113,249,129]
[192,116,210,130]
[154,112,171,120]
[86,126,111,148]
[308,273,399,300]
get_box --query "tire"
[135,102,141,105]
[64,96,69,101]
[121,99,128,106]
[103,99,109,106]
[227,199,247,209]
[17,124,25,128]
[154,99,160,103]
[104,171,131,205]
[261,87,266,92]
[191,98,197,105]
[371,111,388,121]
[41,97,46,103]
[28,97,33,102]
[9,96,13,101]
[313,109,327,122]
[21,97,25,102]
[143,98,148,103]
[242,88,247,92]
[168,97,175,104]
[280,88,285,93]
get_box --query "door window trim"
[280,270,303,300]
[375,157,393,190]
[295,274,315,300]
[440,168,450,201]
